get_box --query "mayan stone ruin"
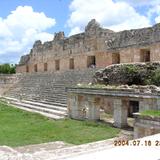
[16,19,160,73]
[0,19,160,148]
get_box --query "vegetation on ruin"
[121,65,160,86]
[95,63,160,86]
[149,69,160,86]
[0,64,16,74]
[0,102,120,147]
[141,110,160,117]
[120,65,142,85]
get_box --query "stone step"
[39,100,67,107]
[11,101,67,117]
[30,98,67,106]
[21,100,67,112]
[32,97,67,102]
[11,104,65,120]
[4,68,98,108]
[3,96,67,108]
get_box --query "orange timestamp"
[114,140,160,147]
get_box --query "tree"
[0,63,16,74]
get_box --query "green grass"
[0,102,120,147]
[141,110,160,117]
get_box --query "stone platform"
[0,133,159,160]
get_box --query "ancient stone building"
[16,19,160,73]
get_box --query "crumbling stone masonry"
[67,86,160,128]
[16,19,160,73]
[0,74,18,96]
[134,113,160,138]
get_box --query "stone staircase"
[2,97,67,119]
[2,68,98,119]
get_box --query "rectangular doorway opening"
[140,49,150,62]
[87,56,96,68]
[44,63,48,72]
[34,64,38,72]
[55,60,60,71]
[128,101,139,117]
[26,65,29,73]
[69,58,74,69]
[112,53,120,64]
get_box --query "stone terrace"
[2,68,98,119]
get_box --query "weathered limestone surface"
[67,87,160,128]
[17,19,160,73]
[4,69,98,105]
[0,138,119,160]
[113,99,128,128]
[0,74,18,96]
[105,23,160,50]
[134,114,160,138]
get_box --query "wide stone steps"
[22,100,67,111]
[4,68,98,108]
[2,97,67,120]
[29,99,67,108]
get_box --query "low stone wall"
[0,74,18,96]
[134,114,160,139]
[67,87,160,128]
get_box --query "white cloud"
[68,26,82,36]
[67,0,151,35]
[116,0,160,7]
[0,6,56,63]
[147,4,160,24]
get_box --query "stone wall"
[16,19,160,73]
[4,69,98,105]
[67,87,160,128]
[0,74,18,96]
[134,114,160,138]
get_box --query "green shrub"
[151,69,160,86]
[121,65,139,75]
[120,65,143,85]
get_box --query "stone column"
[157,99,160,110]
[67,93,79,119]
[113,99,128,128]
[86,96,100,121]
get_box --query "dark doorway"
[55,60,60,71]
[128,101,139,117]
[69,58,74,69]
[26,65,29,73]
[87,56,96,68]
[34,64,38,72]
[140,49,150,62]
[44,63,48,72]
[112,53,120,64]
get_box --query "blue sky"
[0,0,160,64]
[0,0,71,34]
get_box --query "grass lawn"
[141,110,160,117]
[0,102,120,147]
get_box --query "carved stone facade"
[67,87,160,128]
[16,19,160,73]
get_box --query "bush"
[151,69,160,86]
[121,65,138,75]
[120,65,143,85]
